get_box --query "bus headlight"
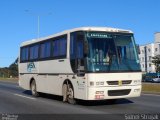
[96,82,104,86]
[134,80,141,84]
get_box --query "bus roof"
[21,27,133,47]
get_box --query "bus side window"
[52,36,67,58]
[40,41,51,59]
[30,44,39,60]
[21,47,29,62]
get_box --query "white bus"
[19,27,142,104]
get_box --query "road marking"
[142,93,160,97]
[14,94,36,100]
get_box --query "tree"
[0,58,18,78]
[9,58,18,77]
[152,55,160,73]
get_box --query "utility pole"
[37,15,40,40]
[25,10,52,40]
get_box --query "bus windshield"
[86,32,141,72]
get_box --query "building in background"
[139,32,160,73]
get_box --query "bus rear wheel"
[30,80,39,97]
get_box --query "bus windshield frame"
[85,31,141,73]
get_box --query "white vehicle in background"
[152,75,160,83]
[19,27,142,104]
[144,73,160,83]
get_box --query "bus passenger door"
[70,32,86,99]
[70,32,85,76]
[76,33,85,77]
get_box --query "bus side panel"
[36,74,88,99]
[38,59,72,74]
[19,74,30,90]
[36,59,73,95]
[19,63,31,90]
[66,75,88,100]
[35,75,63,95]
[19,62,39,90]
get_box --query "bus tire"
[62,84,67,102]
[30,80,39,97]
[67,84,76,105]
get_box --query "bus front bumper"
[87,85,141,100]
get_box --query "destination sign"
[87,33,112,38]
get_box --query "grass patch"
[142,83,160,93]
[0,77,18,83]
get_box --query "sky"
[0,0,159,67]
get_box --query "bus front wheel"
[62,84,67,102]
[30,80,39,97]
[62,83,76,104]
[67,84,76,104]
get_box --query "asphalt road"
[0,80,160,120]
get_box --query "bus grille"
[108,89,131,96]
[122,80,132,84]
[107,80,132,85]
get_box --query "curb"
[142,91,160,95]
[0,79,18,83]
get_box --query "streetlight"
[25,10,52,40]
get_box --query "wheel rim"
[31,83,36,95]
[67,85,76,104]
[68,87,74,99]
